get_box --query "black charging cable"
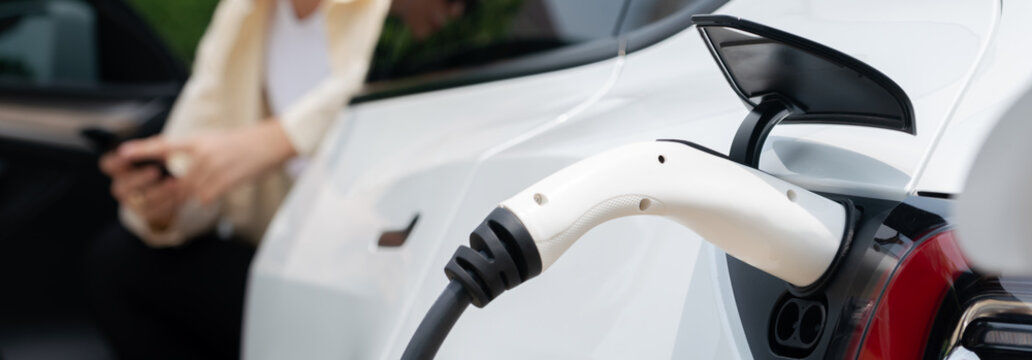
[401,280,470,359]
[401,208,542,360]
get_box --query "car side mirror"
[692,15,916,168]
[956,84,1032,276]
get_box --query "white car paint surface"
[244,0,1032,359]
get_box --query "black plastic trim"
[966,320,1032,355]
[917,191,956,200]
[352,39,621,104]
[727,97,793,168]
[0,82,181,101]
[692,15,916,135]
[789,197,857,297]
[770,296,827,357]
[443,207,541,308]
[883,197,951,239]
[656,138,730,161]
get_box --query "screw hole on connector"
[658,155,666,164]
[638,198,652,211]
[786,189,797,202]
[533,193,547,205]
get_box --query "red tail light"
[856,230,969,359]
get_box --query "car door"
[245,1,718,359]
[245,1,738,356]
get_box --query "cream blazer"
[120,0,390,246]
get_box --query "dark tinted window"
[0,0,99,86]
[367,0,626,83]
[0,0,184,89]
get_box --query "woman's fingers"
[143,178,183,207]
[100,134,179,181]
[115,174,183,229]
[118,136,190,163]
[111,166,161,201]
[99,152,129,176]
[136,180,182,226]
[163,122,295,205]
[97,134,191,230]
[176,132,247,205]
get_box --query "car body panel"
[244,0,1024,359]
[916,0,1032,195]
[245,58,622,359]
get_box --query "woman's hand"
[100,152,183,231]
[121,121,297,206]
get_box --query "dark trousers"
[86,222,255,360]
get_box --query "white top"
[265,0,332,177]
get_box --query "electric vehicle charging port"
[770,296,826,357]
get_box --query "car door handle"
[378,214,420,247]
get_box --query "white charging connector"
[501,140,846,287]
[403,140,849,360]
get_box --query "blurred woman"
[89,0,462,358]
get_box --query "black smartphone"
[81,127,173,178]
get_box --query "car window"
[0,0,99,86]
[366,0,627,83]
[0,0,185,91]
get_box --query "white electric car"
[244,0,1032,359]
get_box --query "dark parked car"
[0,0,184,357]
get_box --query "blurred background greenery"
[122,0,525,80]
[369,0,523,81]
[124,0,219,66]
